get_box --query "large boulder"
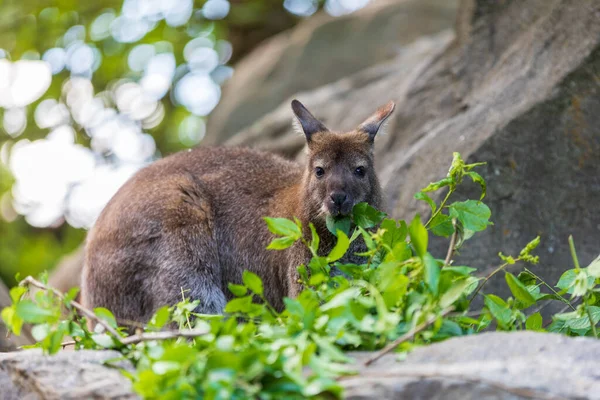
[1,332,599,399]
[0,350,137,399]
[204,0,459,144]
[224,0,600,306]
[346,331,600,399]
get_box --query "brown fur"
[81,100,395,323]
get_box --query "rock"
[344,331,600,399]
[1,332,598,399]
[205,0,458,144]
[225,0,600,305]
[0,349,138,399]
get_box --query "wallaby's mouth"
[325,201,354,218]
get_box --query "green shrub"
[2,152,599,399]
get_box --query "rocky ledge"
[1,332,599,399]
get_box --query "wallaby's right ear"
[291,99,328,142]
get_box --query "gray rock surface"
[345,331,600,399]
[205,0,458,144]
[0,350,138,399]
[222,0,600,304]
[1,332,598,399]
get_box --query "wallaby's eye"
[354,166,366,177]
[315,167,325,178]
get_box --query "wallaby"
[82,100,395,324]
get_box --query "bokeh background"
[1,0,598,305]
[0,0,376,287]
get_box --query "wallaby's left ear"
[357,101,395,142]
[291,99,329,142]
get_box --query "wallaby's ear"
[291,99,328,142]
[357,101,395,142]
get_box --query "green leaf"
[224,296,253,313]
[409,215,428,258]
[443,266,477,276]
[152,361,181,375]
[586,255,600,278]
[525,312,543,331]
[352,203,386,229]
[9,286,27,304]
[517,271,537,286]
[31,323,51,341]
[64,287,80,305]
[325,215,352,237]
[148,306,171,329]
[572,270,592,297]
[420,177,453,193]
[309,223,320,254]
[505,273,536,308]
[448,200,492,232]
[243,271,264,296]
[484,294,512,328]
[1,307,22,336]
[267,236,296,250]
[91,333,115,348]
[15,300,55,323]
[440,278,473,308]
[384,241,411,263]
[321,287,361,311]
[228,284,248,297]
[466,171,486,200]
[94,308,118,329]
[414,192,436,213]
[557,269,595,295]
[264,217,301,238]
[328,231,349,263]
[358,227,376,251]
[564,307,600,330]
[380,219,407,248]
[423,253,440,295]
[556,269,577,291]
[429,213,454,237]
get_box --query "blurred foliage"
[0,0,327,287]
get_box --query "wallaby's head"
[291,99,395,218]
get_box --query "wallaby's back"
[83,146,303,321]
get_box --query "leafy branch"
[2,152,597,400]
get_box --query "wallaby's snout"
[329,191,350,216]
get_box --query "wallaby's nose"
[330,192,347,207]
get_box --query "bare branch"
[20,276,212,347]
[444,228,458,267]
[363,307,454,367]
[120,328,211,345]
[61,340,76,349]
[20,276,122,340]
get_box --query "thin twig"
[524,268,575,311]
[448,310,483,318]
[115,318,147,330]
[61,340,76,348]
[120,328,211,345]
[444,227,458,267]
[568,235,580,270]
[424,190,452,228]
[364,307,454,366]
[20,276,122,340]
[469,261,511,302]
